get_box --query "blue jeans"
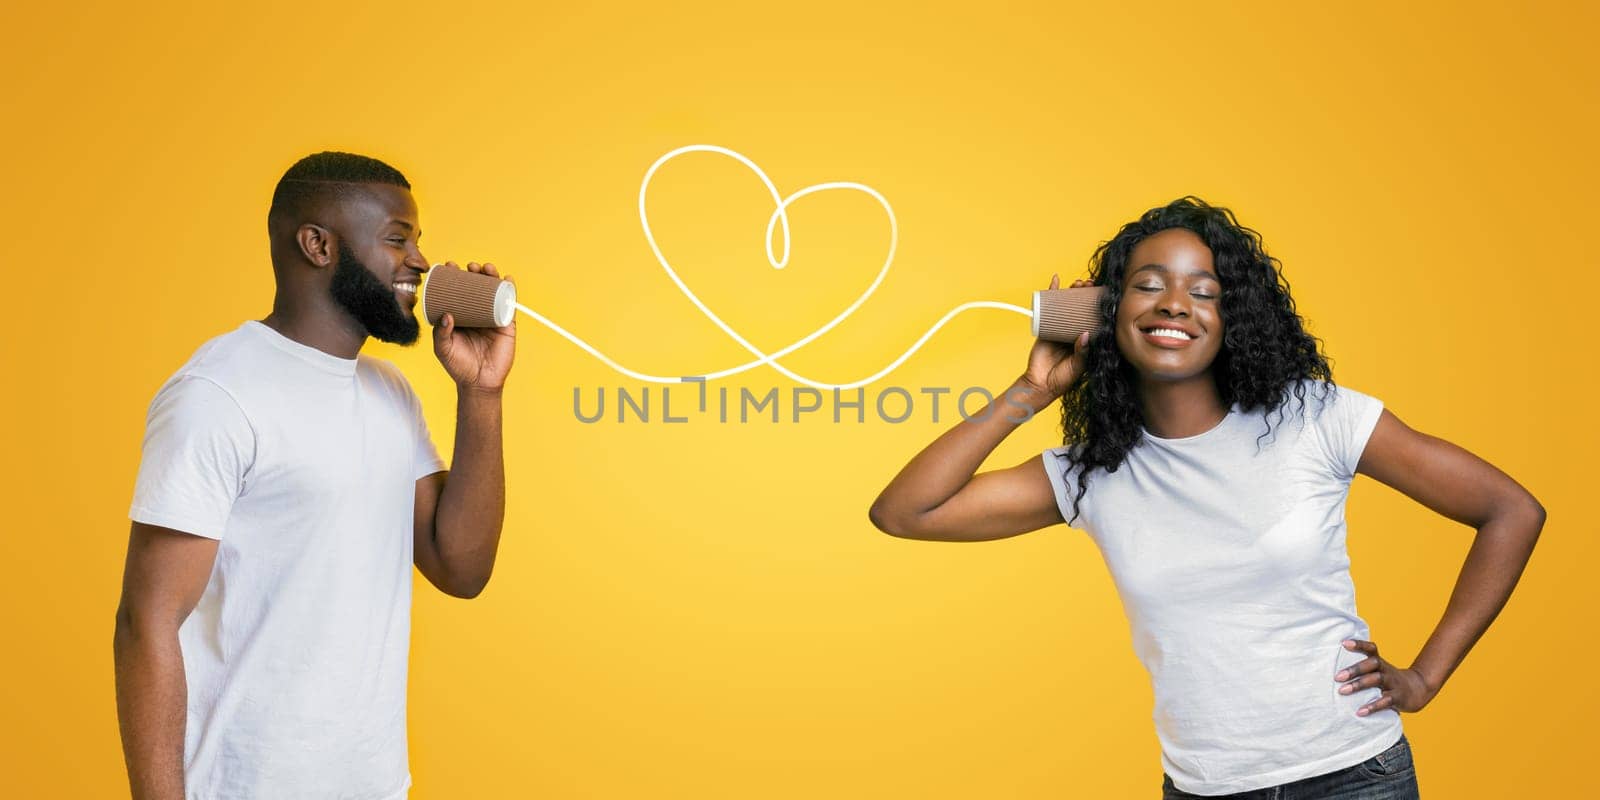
[1161,734,1420,799]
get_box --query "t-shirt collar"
[1142,404,1240,444]
[242,321,360,377]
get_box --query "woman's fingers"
[1063,331,1090,383]
[1357,693,1395,717]
[1335,655,1381,682]
[1344,639,1379,656]
[1047,276,1097,290]
[1339,670,1385,694]
[1335,639,1392,702]
[1046,277,1094,290]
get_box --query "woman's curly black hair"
[1057,196,1334,525]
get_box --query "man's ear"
[296,223,337,269]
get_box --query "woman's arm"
[867,276,1090,542]
[867,378,1063,541]
[1336,408,1546,715]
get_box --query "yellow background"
[2,1,1594,796]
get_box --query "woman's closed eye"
[1134,284,1214,299]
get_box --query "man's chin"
[373,325,421,346]
[364,315,421,346]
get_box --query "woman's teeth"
[1147,328,1192,340]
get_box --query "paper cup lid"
[493,281,517,327]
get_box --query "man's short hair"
[268,151,410,229]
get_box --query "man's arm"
[114,522,219,800]
[415,261,516,598]
[414,387,505,598]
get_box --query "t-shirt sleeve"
[1040,445,1089,530]
[1312,383,1385,481]
[128,376,255,540]
[409,384,448,482]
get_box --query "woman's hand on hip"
[1336,638,1439,716]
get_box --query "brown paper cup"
[1032,286,1105,343]
[422,265,517,328]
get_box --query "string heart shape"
[513,144,1030,390]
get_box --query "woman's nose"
[1158,289,1191,316]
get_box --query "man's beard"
[330,243,419,345]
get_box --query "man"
[114,151,516,799]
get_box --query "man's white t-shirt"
[1041,379,1401,796]
[128,320,447,800]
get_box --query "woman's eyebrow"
[1132,263,1217,280]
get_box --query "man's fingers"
[1048,273,1060,290]
[483,262,499,278]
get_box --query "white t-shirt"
[1041,379,1400,796]
[128,320,447,800]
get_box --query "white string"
[512,144,1031,391]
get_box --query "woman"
[867,197,1544,798]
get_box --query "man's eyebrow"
[1132,263,1218,280]
[386,219,422,239]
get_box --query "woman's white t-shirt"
[1041,379,1401,795]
